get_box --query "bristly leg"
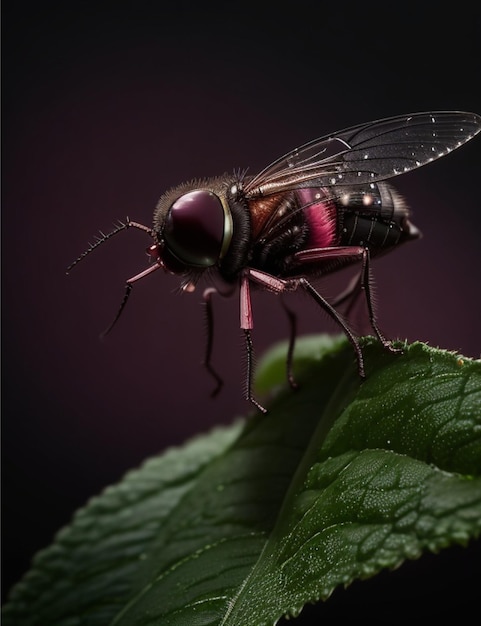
[100,262,162,337]
[241,266,368,411]
[202,287,223,397]
[358,248,403,354]
[331,270,363,315]
[281,295,299,391]
[297,277,366,380]
[239,271,268,413]
[100,283,133,338]
[294,245,401,360]
[243,328,267,414]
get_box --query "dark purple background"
[3,1,481,615]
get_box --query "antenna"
[66,218,154,274]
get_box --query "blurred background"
[3,0,480,617]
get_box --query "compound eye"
[163,190,225,267]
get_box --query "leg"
[243,328,267,414]
[101,262,161,337]
[241,267,364,413]
[331,270,362,312]
[202,287,224,397]
[358,249,402,353]
[295,245,400,354]
[280,295,299,390]
[297,277,366,379]
[240,271,268,413]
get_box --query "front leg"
[239,265,368,414]
[240,268,305,413]
[240,272,268,414]
[202,287,224,397]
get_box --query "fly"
[67,111,481,413]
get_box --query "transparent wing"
[244,111,481,197]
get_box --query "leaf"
[3,335,481,625]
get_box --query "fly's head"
[153,177,235,290]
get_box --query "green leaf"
[3,335,481,625]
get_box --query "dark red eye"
[163,190,225,267]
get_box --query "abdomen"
[301,182,421,257]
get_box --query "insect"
[68,111,481,413]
